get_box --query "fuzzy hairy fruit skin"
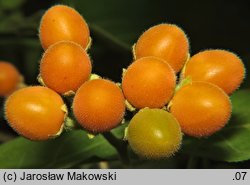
[73,79,125,133]
[135,24,189,73]
[122,57,176,109]
[39,5,90,50]
[40,41,92,94]
[170,82,232,137]
[183,50,245,94]
[127,108,182,159]
[4,86,65,141]
[0,61,21,97]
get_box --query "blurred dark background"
[0,0,250,168]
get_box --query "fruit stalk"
[187,156,199,169]
[102,132,130,166]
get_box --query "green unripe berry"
[127,108,182,159]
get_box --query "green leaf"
[0,38,41,84]
[0,12,24,33]
[0,130,118,168]
[0,0,26,10]
[181,89,250,162]
[111,121,128,139]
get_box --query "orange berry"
[183,50,245,94]
[122,57,176,109]
[170,82,231,137]
[40,41,92,94]
[73,79,125,133]
[39,5,90,50]
[135,24,189,72]
[0,61,21,97]
[5,86,66,140]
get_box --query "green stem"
[90,24,131,51]
[0,132,15,143]
[60,111,130,166]
[102,132,130,167]
[201,158,210,169]
[187,156,198,169]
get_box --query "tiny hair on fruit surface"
[40,41,92,95]
[4,86,66,141]
[134,23,189,73]
[73,78,125,133]
[170,81,232,137]
[39,5,90,50]
[183,49,245,94]
[122,56,176,109]
[127,108,182,159]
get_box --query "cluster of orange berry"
[125,24,244,158]
[3,5,125,141]
[0,5,245,160]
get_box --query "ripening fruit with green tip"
[122,56,176,109]
[127,108,182,159]
[134,24,189,73]
[73,79,125,133]
[4,86,66,141]
[183,49,245,94]
[170,81,232,137]
[39,5,90,50]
